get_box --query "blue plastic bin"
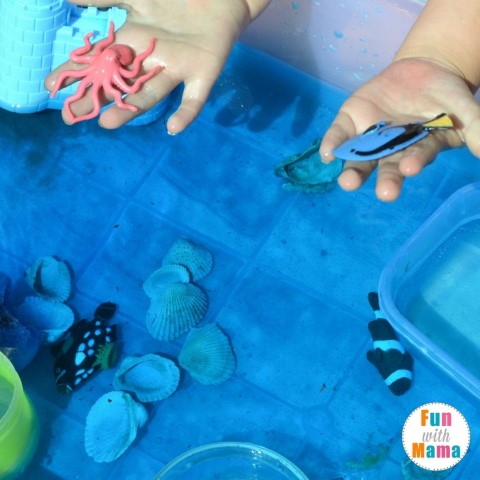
[379,182,480,400]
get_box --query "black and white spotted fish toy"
[366,292,413,396]
[51,302,118,394]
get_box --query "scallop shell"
[113,354,180,402]
[24,256,72,302]
[143,264,190,299]
[85,390,148,463]
[179,323,235,385]
[15,296,74,343]
[162,238,213,281]
[145,282,208,341]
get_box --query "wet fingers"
[166,78,214,134]
[320,111,357,162]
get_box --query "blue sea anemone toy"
[0,273,41,371]
[275,138,343,193]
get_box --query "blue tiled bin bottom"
[1,43,479,480]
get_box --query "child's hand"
[45,0,267,133]
[320,58,480,201]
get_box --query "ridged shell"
[162,238,213,281]
[113,354,180,402]
[85,391,148,463]
[15,296,74,343]
[143,264,190,299]
[24,256,72,302]
[179,323,235,385]
[145,282,208,341]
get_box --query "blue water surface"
[1,43,480,480]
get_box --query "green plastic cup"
[0,351,39,479]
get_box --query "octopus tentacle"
[65,83,103,124]
[68,54,96,65]
[63,79,91,105]
[70,33,95,60]
[121,38,158,79]
[110,73,134,93]
[115,65,164,93]
[88,84,104,120]
[108,85,138,113]
[92,21,116,55]
[49,69,92,97]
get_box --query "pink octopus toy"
[50,21,164,124]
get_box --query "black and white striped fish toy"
[366,292,413,396]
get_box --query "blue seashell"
[15,296,75,343]
[162,238,213,281]
[143,264,190,299]
[145,282,208,342]
[274,138,343,193]
[113,354,180,402]
[179,323,236,385]
[85,390,148,463]
[24,256,72,302]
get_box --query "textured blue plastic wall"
[0,1,126,114]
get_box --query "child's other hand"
[45,0,262,133]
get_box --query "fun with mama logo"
[402,402,470,471]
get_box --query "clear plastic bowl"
[154,442,309,480]
[379,181,480,399]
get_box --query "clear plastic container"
[379,182,480,399]
[0,351,39,479]
[154,442,309,480]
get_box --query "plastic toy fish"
[51,302,118,394]
[366,292,413,396]
[333,113,453,161]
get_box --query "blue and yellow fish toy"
[366,292,413,396]
[333,113,453,161]
[51,302,118,394]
